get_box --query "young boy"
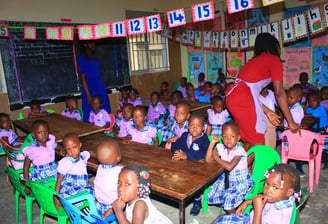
[305,92,328,132]
[159,102,190,148]
[171,112,210,216]
[320,86,328,112]
[284,85,304,127]
[177,77,187,98]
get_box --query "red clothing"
[226,53,282,144]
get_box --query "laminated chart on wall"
[226,50,245,78]
[207,52,223,83]
[312,46,328,87]
[189,53,205,82]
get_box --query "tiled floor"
[1,155,327,223]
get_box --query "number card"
[167,8,186,28]
[112,21,126,37]
[46,27,60,40]
[281,18,294,43]
[24,26,37,40]
[239,29,249,49]
[61,26,74,40]
[293,14,308,39]
[127,17,146,35]
[192,1,215,23]
[78,25,94,40]
[94,23,111,39]
[146,14,162,33]
[212,31,219,48]
[230,30,238,48]
[262,0,284,7]
[0,24,9,37]
[227,0,254,14]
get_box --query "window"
[126,11,169,74]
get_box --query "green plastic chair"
[45,109,55,113]
[5,165,35,224]
[26,180,68,224]
[290,187,310,224]
[77,107,84,121]
[174,82,181,90]
[151,131,162,146]
[244,145,281,214]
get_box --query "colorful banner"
[284,47,311,86]
[312,46,328,87]
[226,0,254,14]
[192,1,215,23]
[207,52,223,83]
[189,52,205,83]
[226,50,245,78]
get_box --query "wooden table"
[80,133,223,224]
[142,97,210,112]
[13,113,105,143]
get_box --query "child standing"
[61,97,82,120]
[23,120,57,193]
[205,96,230,136]
[305,92,328,132]
[89,95,112,129]
[206,122,253,215]
[216,164,301,224]
[284,85,304,127]
[26,99,48,119]
[147,91,166,126]
[125,106,158,145]
[177,77,188,98]
[115,103,134,138]
[128,88,143,107]
[94,140,122,218]
[160,102,190,149]
[171,112,210,216]
[54,133,94,208]
[112,165,173,224]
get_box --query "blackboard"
[0,22,130,110]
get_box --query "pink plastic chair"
[279,130,321,193]
[105,113,116,134]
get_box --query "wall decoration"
[24,26,37,40]
[192,1,215,23]
[268,21,280,41]
[220,31,229,49]
[240,29,249,49]
[281,18,294,43]
[60,26,74,40]
[284,47,311,86]
[146,14,162,33]
[226,0,254,14]
[94,23,111,39]
[207,52,223,82]
[248,27,257,47]
[293,14,308,39]
[167,8,186,28]
[230,30,238,48]
[127,17,146,35]
[45,27,60,40]
[212,31,219,48]
[203,31,211,48]
[247,7,270,27]
[111,21,126,37]
[0,24,9,37]
[226,50,245,78]
[312,46,328,87]
[195,31,202,47]
[307,8,325,36]
[225,11,245,30]
[189,52,205,82]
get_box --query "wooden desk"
[80,133,223,224]
[142,97,210,112]
[13,113,105,143]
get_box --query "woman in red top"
[225,33,299,150]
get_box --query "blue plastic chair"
[58,193,118,224]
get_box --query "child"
[164,91,183,125]
[128,88,142,107]
[205,96,230,136]
[26,99,48,119]
[160,81,169,94]
[210,83,223,98]
[216,164,301,224]
[94,140,122,218]
[147,91,166,126]
[115,103,134,138]
[185,83,199,102]
[299,72,318,96]
[216,73,227,94]
[112,165,173,223]
[23,120,57,193]
[201,81,212,99]
[205,121,253,215]
[320,86,328,111]
[125,106,158,145]
[198,72,206,88]
[305,92,328,132]
[0,113,25,169]
[160,102,190,149]
[259,85,277,149]
[284,85,304,128]
[89,95,112,129]
[61,97,82,120]
[160,89,170,101]
[171,112,210,216]
[177,77,187,98]
[117,86,130,116]
[54,133,94,208]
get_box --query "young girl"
[112,165,173,224]
[167,91,183,122]
[217,164,301,224]
[54,133,94,209]
[117,87,130,116]
[177,77,187,98]
[61,97,82,120]
[115,103,134,138]
[147,91,166,126]
[128,88,142,107]
[125,106,158,145]
[26,99,48,119]
[198,72,206,88]
[89,95,112,129]
[185,83,199,102]
[205,96,230,136]
[94,140,122,218]
[23,120,57,193]
[206,121,253,214]
[216,73,227,94]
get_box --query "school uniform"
[61,108,82,120]
[127,124,157,145]
[89,109,112,127]
[22,134,57,181]
[115,116,133,138]
[207,109,230,136]
[147,102,166,122]
[284,102,304,127]
[306,105,328,129]
[198,80,206,87]
[177,86,187,98]
[0,128,21,146]
[320,99,328,112]
[57,151,94,198]
[94,164,122,215]
[160,120,188,142]
[128,97,142,107]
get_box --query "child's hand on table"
[122,136,131,144]
[172,150,187,160]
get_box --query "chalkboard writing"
[0,21,130,110]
